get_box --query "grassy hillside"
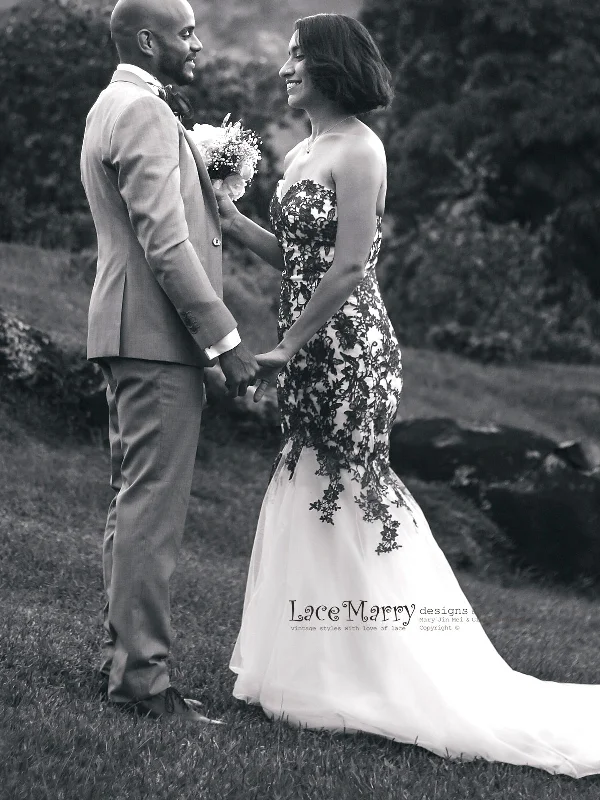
[2,241,600,443]
[2,393,600,799]
[3,239,600,796]
[2,239,600,797]
[397,350,600,444]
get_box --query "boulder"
[486,461,600,584]
[390,418,557,487]
[390,418,600,585]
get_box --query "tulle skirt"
[230,441,600,778]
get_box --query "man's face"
[153,2,202,86]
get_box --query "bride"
[214,13,600,779]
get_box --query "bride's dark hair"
[294,14,393,114]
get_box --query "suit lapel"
[109,70,221,231]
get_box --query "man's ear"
[137,29,154,57]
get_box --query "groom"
[80,0,258,721]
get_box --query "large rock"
[390,418,600,585]
[485,461,600,584]
[390,418,558,486]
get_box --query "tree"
[0,1,114,247]
[0,0,285,249]
[361,0,600,298]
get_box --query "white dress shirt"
[118,63,164,94]
[117,63,240,360]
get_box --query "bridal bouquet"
[188,114,262,201]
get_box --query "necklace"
[305,116,354,153]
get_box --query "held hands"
[211,342,292,402]
[218,342,259,398]
[253,345,293,403]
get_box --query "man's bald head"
[110,0,201,86]
[110,0,195,61]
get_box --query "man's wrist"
[218,342,239,359]
[205,328,241,360]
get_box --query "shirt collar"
[118,63,163,89]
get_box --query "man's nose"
[191,35,203,52]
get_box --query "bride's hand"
[253,347,292,402]
[212,179,241,232]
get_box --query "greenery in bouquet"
[189,114,262,201]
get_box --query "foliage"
[381,187,600,364]
[358,0,600,362]
[0,1,112,248]
[360,0,600,318]
[0,0,285,250]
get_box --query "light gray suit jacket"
[81,69,236,367]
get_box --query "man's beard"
[158,54,193,87]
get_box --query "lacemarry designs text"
[288,601,480,631]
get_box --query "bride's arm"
[221,207,285,272]
[215,144,303,273]
[276,138,385,358]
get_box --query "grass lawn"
[1,395,600,799]
[2,241,600,797]
[398,347,600,443]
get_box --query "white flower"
[222,173,247,201]
[190,123,226,147]
[238,161,254,181]
[188,123,227,166]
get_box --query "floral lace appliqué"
[270,179,415,554]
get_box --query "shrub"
[381,196,600,364]
[0,0,285,250]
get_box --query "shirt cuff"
[204,328,241,360]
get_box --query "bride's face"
[279,31,315,109]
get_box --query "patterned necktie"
[157,84,194,122]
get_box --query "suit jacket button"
[212,237,222,247]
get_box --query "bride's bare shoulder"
[335,122,386,171]
[355,121,386,156]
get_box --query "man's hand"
[218,342,259,398]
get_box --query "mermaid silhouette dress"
[229,178,600,778]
